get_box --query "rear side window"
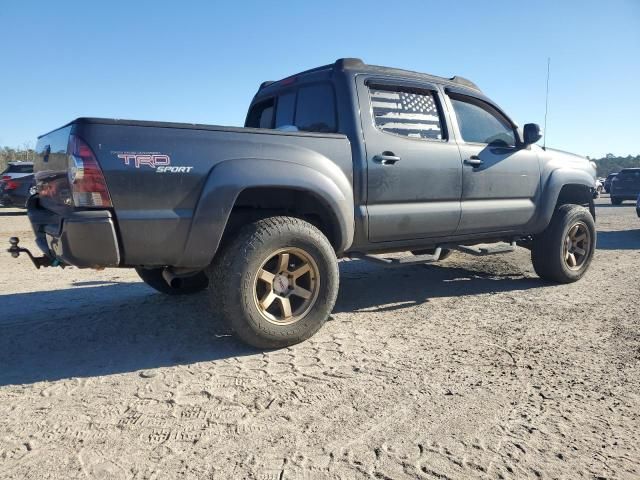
[246,83,337,133]
[450,95,515,147]
[369,85,444,140]
[4,163,33,174]
[618,169,640,180]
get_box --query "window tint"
[5,163,33,173]
[246,98,274,129]
[275,92,296,128]
[450,96,515,146]
[369,86,444,140]
[618,169,640,181]
[295,84,336,133]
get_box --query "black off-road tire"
[611,197,623,205]
[208,216,339,349]
[411,248,453,260]
[531,204,596,283]
[136,267,209,295]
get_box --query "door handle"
[464,156,483,167]
[373,152,401,165]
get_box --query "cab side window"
[369,85,445,140]
[449,95,516,147]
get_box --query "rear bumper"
[27,196,120,268]
[1,192,28,208]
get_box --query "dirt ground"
[1,196,639,480]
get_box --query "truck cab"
[243,58,583,253]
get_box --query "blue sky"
[1,0,638,157]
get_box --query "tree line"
[0,146,36,172]
[2,145,639,178]
[591,154,640,177]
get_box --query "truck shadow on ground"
[0,259,544,386]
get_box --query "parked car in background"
[593,178,603,198]
[1,161,34,180]
[1,162,36,208]
[610,168,640,205]
[604,172,618,193]
[0,173,36,208]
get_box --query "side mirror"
[523,123,542,145]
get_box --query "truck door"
[444,90,541,234]
[356,77,462,242]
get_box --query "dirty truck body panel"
[29,58,596,271]
[34,120,353,268]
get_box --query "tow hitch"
[7,237,62,269]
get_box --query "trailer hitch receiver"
[7,237,61,269]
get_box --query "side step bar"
[451,240,517,256]
[354,247,444,267]
[354,240,517,267]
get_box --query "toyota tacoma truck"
[9,58,598,348]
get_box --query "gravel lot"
[1,197,639,480]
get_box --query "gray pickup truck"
[10,58,597,348]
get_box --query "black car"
[1,162,35,208]
[0,173,36,208]
[610,168,640,205]
[603,172,618,193]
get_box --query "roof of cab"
[259,57,482,94]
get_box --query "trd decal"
[156,166,194,173]
[113,151,193,173]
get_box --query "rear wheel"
[611,197,623,205]
[531,204,596,283]
[208,216,339,349]
[136,267,208,295]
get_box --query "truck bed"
[33,118,352,268]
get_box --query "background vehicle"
[593,178,603,198]
[0,173,35,208]
[604,172,618,193]
[1,161,33,181]
[11,58,598,348]
[610,168,640,205]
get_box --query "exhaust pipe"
[162,268,183,289]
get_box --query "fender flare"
[533,168,596,232]
[176,158,354,267]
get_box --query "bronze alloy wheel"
[253,247,320,325]
[563,221,591,270]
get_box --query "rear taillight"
[5,180,19,190]
[67,135,112,208]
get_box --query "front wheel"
[208,216,339,349]
[531,204,596,283]
[136,267,209,295]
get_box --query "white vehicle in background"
[593,178,604,198]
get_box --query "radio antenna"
[543,57,550,150]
